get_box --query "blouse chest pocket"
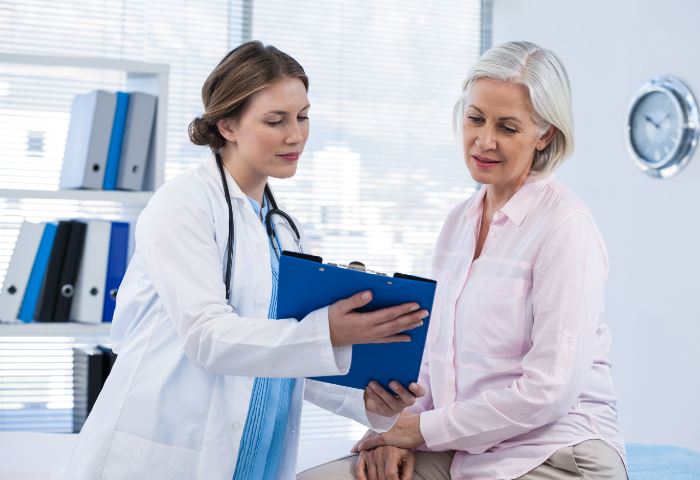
[465,275,531,357]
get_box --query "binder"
[35,221,73,322]
[102,222,130,322]
[276,251,436,390]
[54,220,87,322]
[0,222,45,322]
[59,90,117,190]
[70,221,111,323]
[72,345,104,433]
[72,344,117,432]
[103,92,130,190]
[18,223,58,323]
[116,92,157,191]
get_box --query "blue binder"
[102,222,129,322]
[276,251,436,390]
[18,223,58,322]
[103,92,130,190]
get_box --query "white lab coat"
[56,157,393,480]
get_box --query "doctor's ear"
[216,118,238,143]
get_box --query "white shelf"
[0,52,169,191]
[0,188,153,205]
[0,322,111,337]
[0,53,169,75]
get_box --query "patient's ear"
[536,126,556,151]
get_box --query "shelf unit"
[0,53,169,335]
[0,322,111,337]
[0,188,153,205]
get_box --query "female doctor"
[57,41,428,480]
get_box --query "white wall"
[492,0,700,451]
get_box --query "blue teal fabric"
[627,443,700,479]
[232,197,297,480]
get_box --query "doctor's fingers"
[366,302,423,323]
[364,309,428,338]
[331,290,374,314]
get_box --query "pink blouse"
[408,174,626,479]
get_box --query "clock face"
[629,90,684,166]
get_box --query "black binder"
[35,221,73,322]
[54,220,87,321]
[72,344,117,432]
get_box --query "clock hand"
[644,114,661,129]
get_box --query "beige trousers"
[297,440,627,480]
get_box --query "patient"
[298,41,627,480]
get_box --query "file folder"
[59,90,116,190]
[72,344,117,433]
[19,223,58,323]
[102,222,130,322]
[54,220,87,322]
[35,221,73,322]
[70,221,111,323]
[276,251,436,390]
[117,92,157,191]
[0,222,45,322]
[103,92,130,190]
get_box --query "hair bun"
[188,116,225,151]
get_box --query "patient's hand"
[363,380,425,417]
[358,414,425,450]
[356,446,415,480]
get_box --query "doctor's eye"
[266,119,284,126]
[501,125,518,134]
[466,115,483,124]
[297,115,309,122]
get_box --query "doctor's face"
[227,76,310,180]
[462,78,552,194]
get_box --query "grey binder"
[59,90,116,190]
[117,92,157,191]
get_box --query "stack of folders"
[0,220,129,324]
[72,344,117,433]
[59,89,158,191]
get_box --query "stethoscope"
[215,153,302,300]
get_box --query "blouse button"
[232,421,242,432]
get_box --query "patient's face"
[462,78,552,194]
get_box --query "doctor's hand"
[328,290,428,347]
[363,380,425,417]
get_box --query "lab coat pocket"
[468,276,530,357]
[102,430,200,479]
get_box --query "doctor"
[57,41,428,480]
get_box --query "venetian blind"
[0,0,484,443]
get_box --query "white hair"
[453,41,574,174]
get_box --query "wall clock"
[626,76,699,178]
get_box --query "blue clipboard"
[277,251,436,390]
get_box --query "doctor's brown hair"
[188,41,309,152]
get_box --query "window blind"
[0,0,484,442]
[0,0,233,433]
[249,0,482,442]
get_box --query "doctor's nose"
[285,121,306,145]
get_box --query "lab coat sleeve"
[135,182,351,378]
[420,212,608,453]
[303,380,397,432]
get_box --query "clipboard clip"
[281,250,435,283]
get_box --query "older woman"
[298,41,627,480]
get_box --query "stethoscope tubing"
[215,154,302,300]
